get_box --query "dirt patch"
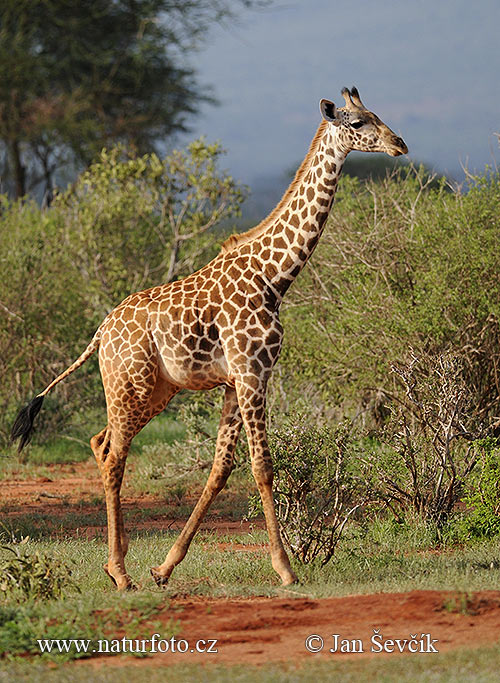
[76,590,500,669]
[2,460,263,536]
[2,460,103,507]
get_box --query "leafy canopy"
[0,0,268,197]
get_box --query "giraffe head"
[319,86,408,157]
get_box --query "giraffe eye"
[351,121,364,129]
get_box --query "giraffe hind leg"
[91,424,134,590]
[91,377,179,590]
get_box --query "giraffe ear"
[319,99,340,126]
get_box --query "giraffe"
[11,87,407,590]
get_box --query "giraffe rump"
[10,395,45,452]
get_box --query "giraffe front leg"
[235,379,297,586]
[151,386,242,586]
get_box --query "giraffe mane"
[220,119,328,254]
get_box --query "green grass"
[0,511,107,540]
[2,513,500,677]
[0,458,61,482]
[2,523,500,603]
[3,643,500,682]
[130,413,186,452]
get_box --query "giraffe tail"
[10,328,102,452]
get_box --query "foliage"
[0,587,169,661]
[250,417,371,565]
[0,140,244,446]
[279,167,500,432]
[278,169,500,476]
[452,438,500,540]
[273,166,500,530]
[0,194,91,445]
[0,536,78,602]
[0,0,268,198]
[54,140,247,315]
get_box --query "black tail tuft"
[11,395,45,452]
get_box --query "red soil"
[78,590,500,668]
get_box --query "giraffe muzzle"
[388,136,408,157]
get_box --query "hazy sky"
[186,0,500,186]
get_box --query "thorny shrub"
[364,353,482,527]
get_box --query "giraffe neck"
[253,123,347,297]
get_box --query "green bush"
[0,539,79,602]
[279,167,500,429]
[451,438,500,541]
[53,141,246,316]
[273,167,500,530]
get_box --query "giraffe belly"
[155,342,230,390]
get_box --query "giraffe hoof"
[281,570,298,586]
[151,567,170,587]
[103,563,135,590]
[103,563,117,586]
